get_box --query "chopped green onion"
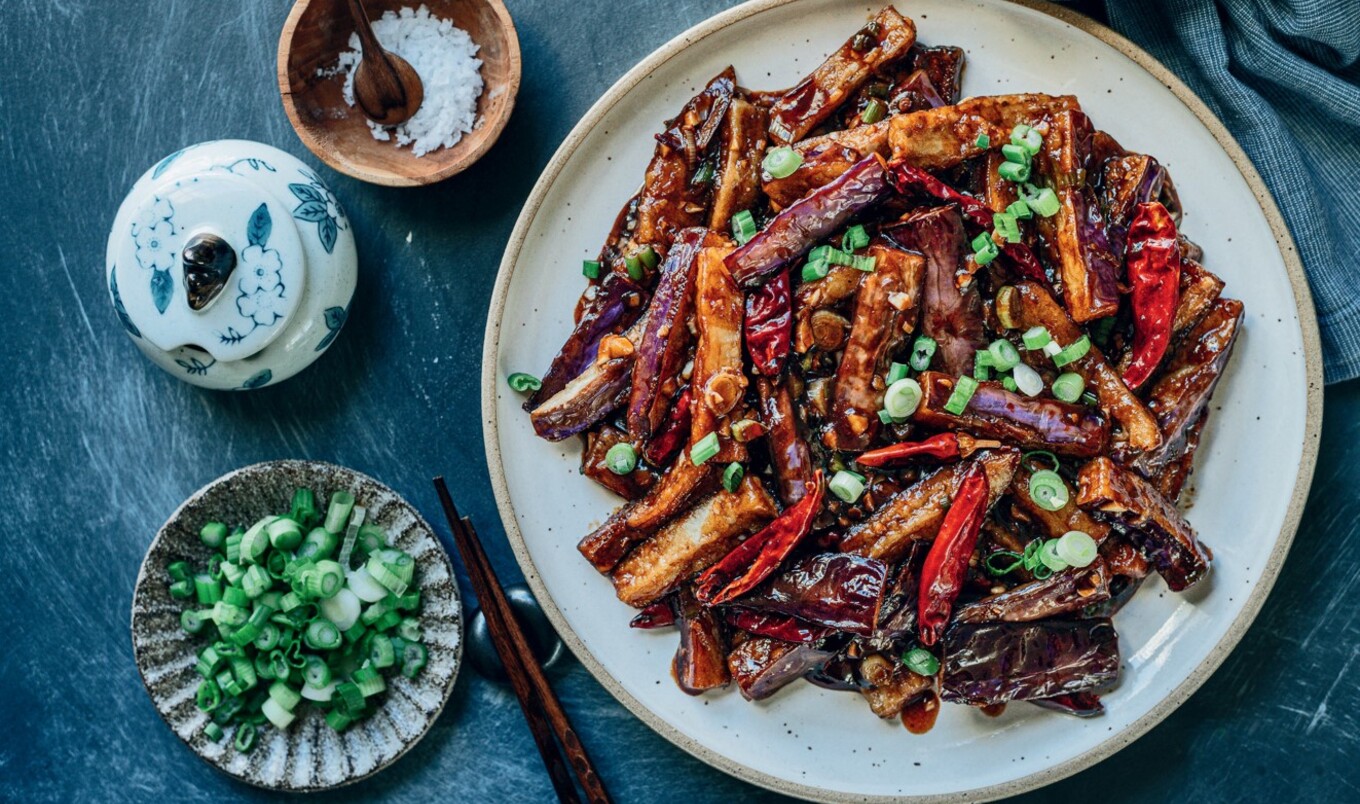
[253,622,280,652]
[182,608,211,636]
[829,470,867,504]
[1022,326,1052,350]
[325,709,353,732]
[1080,390,1099,406]
[1051,372,1086,403]
[203,722,224,742]
[985,549,1025,576]
[604,442,638,475]
[1001,143,1029,164]
[169,579,194,600]
[401,643,428,679]
[944,375,979,415]
[992,211,1022,244]
[810,245,854,266]
[902,648,940,677]
[1028,469,1070,511]
[850,254,877,272]
[303,655,332,689]
[200,522,228,549]
[971,232,999,265]
[860,98,887,125]
[624,254,644,281]
[369,633,397,669]
[691,160,715,185]
[195,574,222,605]
[637,246,660,270]
[762,146,804,179]
[261,697,296,730]
[722,462,745,493]
[909,335,937,372]
[267,518,302,550]
[884,378,923,419]
[168,561,192,583]
[582,259,600,279]
[998,160,1031,183]
[1038,539,1070,572]
[843,224,870,252]
[296,527,338,562]
[731,210,757,245]
[324,491,355,535]
[878,409,897,425]
[1007,199,1033,220]
[1002,375,1019,393]
[507,372,541,394]
[239,522,270,565]
[269,681,302,712]
[313,560,346,599]
[974,351,992,381]
[886,361,909,385]
[801,258,830,283]
[304,618,342,651]
[396,617,422,643]
[233,722,257,753]
[353,666,387,697]
[1056,530,1099,568]
[1052,335,1091,368]
[987,339,1021,371]
[974,133,991,149]
[1018,126,1044,155]
[224,531,242,563]
[1043,340,1063,358]
[690,432,720,466]
[241,564,271,599]
[1027,187,1061,217]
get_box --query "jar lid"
[110,169,307,362]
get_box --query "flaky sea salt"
[333,5,483,157]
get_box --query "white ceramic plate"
[482,0,1322,800]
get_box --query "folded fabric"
[1104,0,1360,383]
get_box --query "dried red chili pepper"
[629,599,678,630]
[918,461,989,646]
[888,162,1049,285]
[744,268,792,376]
[642,386,692,466]
[722,609,837,645]
[1122,201,1182,390]
[857,433,1001,467]
[694,471,825,605]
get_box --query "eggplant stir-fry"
[514,6,1239,731]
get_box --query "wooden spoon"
[345,0,424,126]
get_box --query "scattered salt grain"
[332,5,483,157]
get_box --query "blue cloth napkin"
[1103,0,1360,383]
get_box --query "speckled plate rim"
[480,0,1324,800]
[129,459,464,793]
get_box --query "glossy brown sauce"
[980,702,1007,718]
[901,690,940,734]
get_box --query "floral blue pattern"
[315,305,348,352]
[174,355,215,375]
[289,169,346,254]
[219,204,287,345]
[131,195,177,314]
[242,369,273,389]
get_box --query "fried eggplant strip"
[840,449,1019,563]
[767,6,917,144]
[1076,456,1211,591]
[691,244,748,462]
[611,474,778,607]
[577,449,717,573]
[913,371,1110,457]
[886,206,985,376]
[729,638,834,701]
[954,563,1111,624]
[999,282,1162,452]
[888,94,1080,170]
[942,619,1120,705]
[627,228,712,440]
[709,98,768,230]
[793,262,864,352]
[824,242,926,451]
[673,589,729,694]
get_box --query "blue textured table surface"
[2,1,1357,801]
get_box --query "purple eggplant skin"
[728,638,835,701]
[1132,298,1243,482]
[673,589,730,695]
[884,206,985,376]
[626,228,710,439]
[734,553,889,637]
[913,372,1111,458]
[862,543,924,652]
[1031,691,1105,718]
[529,350,634,441]
[909,45,965,104]
[726,154,891,288]
[954,562,1111,624]
[942,618,1120,706]
[888,69,945,113]
[1099,153,1167,254]
[528,272,644,409]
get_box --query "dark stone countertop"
[2,1,1356,801]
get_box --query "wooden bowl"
[130,460,463,790]
[277,0,520,187]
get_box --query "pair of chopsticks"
[433,477,612,804]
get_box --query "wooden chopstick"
[433,477,612,804]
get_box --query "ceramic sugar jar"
[106,140,357,390]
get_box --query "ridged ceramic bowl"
[130,460,462,791]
